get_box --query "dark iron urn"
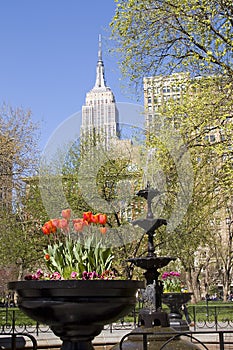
[8,279,144,350]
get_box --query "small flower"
[101,270,116,280]
[70,271,78,279]
[35,269,44,278]
[99,226,107,234]
[44,254,50,261]
[82,271,100,280]
[50,272,62,280]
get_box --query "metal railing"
[2,305,233,333]
[188,304,233,330]
[1,306,233,349]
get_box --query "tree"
[147,77,233,301]
[0,104,42,285]
[111,0,233,87]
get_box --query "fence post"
[11,334,16,350]
[142,334,148,350]
[36,322,39,336]
[12,310,15,334]
[214,306,218,331]
[219,331,224,350]
[193,306,196,331]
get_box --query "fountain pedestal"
[111,184,201,349]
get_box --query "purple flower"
[82,271,100,280]
[82,271,89,280]
[162,272,170,279]
[50,272,61,280]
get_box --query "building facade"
[81,35,119,149]
[143,72,188,135]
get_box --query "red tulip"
[98,214,107,225]
[42,220,57,235]
[83,211,92,223]
[60,218,69,231]
[90,213,99,224]
[61,209,71,220]
[73,219,84,232]
[99,227,107,234]
[42,225,50,235]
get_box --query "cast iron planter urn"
[8,279,144,350]
[162,292,193,331]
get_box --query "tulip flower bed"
[25,209,115,280]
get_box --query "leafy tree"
[0,104,42,284]
[111,0,233,86]
[147,77,233,301]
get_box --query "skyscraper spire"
[94,34,106,89]
[81,34,119,149]
[98,34,102,61]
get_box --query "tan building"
[143,72,189,135]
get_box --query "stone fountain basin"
[127,256,176,269]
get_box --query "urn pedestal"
[8,280,144,350]
[162,292,192,331]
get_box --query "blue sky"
[0,1,142,151]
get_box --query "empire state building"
[81,35,119,148]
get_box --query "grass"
[187,302,233,322]
[0,308,37,326]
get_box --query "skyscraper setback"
[81,35,119,148]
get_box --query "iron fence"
[188,304,233,330]
[1,305,233,333]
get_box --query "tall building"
[81,35,119,149]
[143,72,189,135]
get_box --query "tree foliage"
[147,77,233,300]
[0,104,43,284]
[111,0,233,86]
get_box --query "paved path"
[1,325,233,349]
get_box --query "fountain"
[112,184,201,349]
[8,183,201,349]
